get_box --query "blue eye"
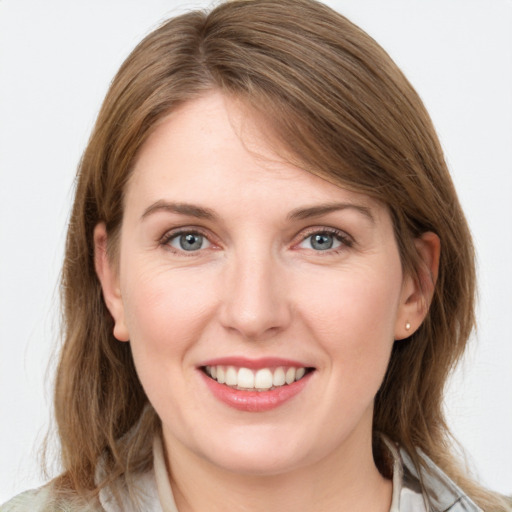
[299,232,344,251]
[168,232,211,252]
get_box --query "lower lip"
[200,370,313,412]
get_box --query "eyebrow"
[140,200,375,223]
[141,200,217,221]
[287,202,375,223]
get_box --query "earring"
[405,322,411,331]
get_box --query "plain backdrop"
[1,0,511,502]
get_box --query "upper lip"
[198,357,314,370]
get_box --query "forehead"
[125,92,385,221]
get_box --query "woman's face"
[96,92,422,476]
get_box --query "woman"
[2,0,510,510]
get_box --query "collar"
[399,444,482,512]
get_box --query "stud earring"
[405,322,411,331]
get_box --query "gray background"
[1,0,511,501]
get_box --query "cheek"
[120,262,217,379]
[298,263,402,380]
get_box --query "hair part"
[53,1,509,509]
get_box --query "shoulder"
[1,487,52,512]
[1,485,103,512]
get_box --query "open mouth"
[201,365,315,392]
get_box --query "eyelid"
[157,225,353,254]
[159,226,219,253]
[293,226,354,250]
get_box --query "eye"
[298,230,349,251]
[167,232,211,252]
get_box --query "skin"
[95,92,439,512]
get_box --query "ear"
[93,223,130,342]
[394,232,440,340]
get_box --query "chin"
[191,426,320,476]
[204,447,305,477]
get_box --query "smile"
[203,365,310,391]
[199,358,316,412]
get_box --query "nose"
[218,249,292,341]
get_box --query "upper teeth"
[205,365,307,390]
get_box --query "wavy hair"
[52,0,508,509]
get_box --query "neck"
[163,422,392,512]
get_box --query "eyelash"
[297,227,353,254]
[159,228,213,256]
[159,226,353,255]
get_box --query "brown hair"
[53,0,507,509]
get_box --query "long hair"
[54,0,507,509]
